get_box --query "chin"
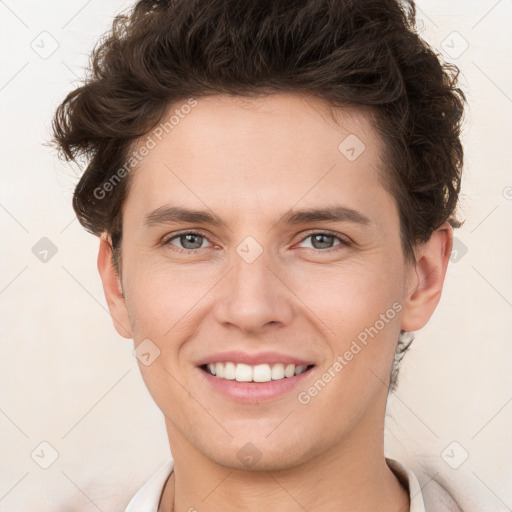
[203,438,316,472]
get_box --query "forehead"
[124,93,396,229]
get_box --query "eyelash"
[161,229,352,254]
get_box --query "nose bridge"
[230,245,277,306]
[213,241,293,331]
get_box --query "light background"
[0,0,511,510]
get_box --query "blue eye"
[165,231,210,250]
[162,230,350,253]
[298,232,347,250]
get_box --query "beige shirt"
[124,457,431,511]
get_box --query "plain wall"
[1,0,511,510]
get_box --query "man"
[52,0,467,510]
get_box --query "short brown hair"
[52,0,466,390]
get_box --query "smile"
[202,362,314,382]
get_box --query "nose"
[213,250,294,334]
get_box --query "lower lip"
[197,366,315,404]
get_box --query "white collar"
[125,457,425,512]
[125,458,173,512]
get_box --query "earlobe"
[400,222,453,332]
[97,235,132,339]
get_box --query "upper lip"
[195,351,315,367]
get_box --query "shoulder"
[420,477,463,512]
[124,458,174,512]
[413,457,507,512]
[387,457,463,512]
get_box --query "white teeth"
[253,364,272,382]
[235,363,252,382]
[295,365,307,375]
[284,364,295,378]
[271,363,285,380]
[204,362,311,382]
[224,362,236,380]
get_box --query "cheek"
[293,264,405,416]
[122,257,213,338]
[121,263,198,410]
[293,259,406,402]
[293,260,404,340]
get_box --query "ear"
[401,222,453,332]
[97,234,132,339]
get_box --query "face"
[100,93,446,471]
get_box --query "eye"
[297,231,350,250]
[164,231,212,251]
[161,230,350,253]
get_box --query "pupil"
[182,234,202,249]
[313,234,332,249]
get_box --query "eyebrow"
[143,205,371,228]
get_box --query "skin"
[98,93,453,512]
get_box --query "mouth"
[200,362,315,383]
[195,351,317,403]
